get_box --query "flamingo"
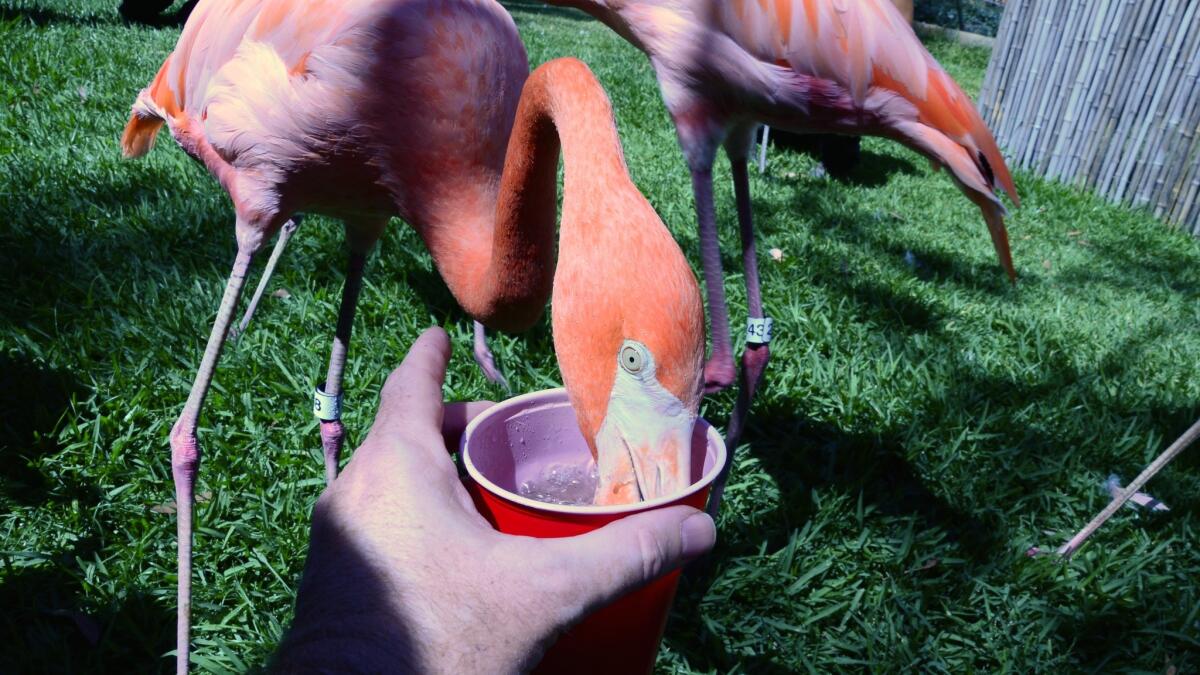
[547,0,1019,512]
[121,0,705,670]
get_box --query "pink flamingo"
[547,0,1019,510]
[121,0,705,669]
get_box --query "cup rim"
[460,387,727,515]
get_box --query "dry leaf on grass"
[907,558,940,574]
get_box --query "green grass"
[2,0,1199,672]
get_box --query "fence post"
[981,0,1200,234]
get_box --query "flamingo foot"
[472,321,510,392]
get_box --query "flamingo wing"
[122,0,372,159]
[716,0,1018,207]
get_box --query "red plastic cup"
[459,388,726,675]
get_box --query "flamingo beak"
[627,421,693,500]
[592,404,694,505]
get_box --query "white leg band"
[313,384,343,422]
[746,317,774,345]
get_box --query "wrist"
[275,508,416,672]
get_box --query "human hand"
[274,327,716,673]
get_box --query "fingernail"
[680,512,716,560]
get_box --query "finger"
[364,327,451,449]
[442,401,496,453]
[546,506,715,613]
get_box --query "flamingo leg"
[691,166,737,393]
[729,154,771,395]
[169,246,256,674]
[317,248,369,484]
[709,130,773,520]
[233,216,301,341]
[757,125,770,174]
[472,321,510,391]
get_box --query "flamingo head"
[551,181,705,506]
[588,333,704,504]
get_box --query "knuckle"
[635,527,669,582]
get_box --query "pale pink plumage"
[125,0,528,251]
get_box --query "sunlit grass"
[1,0,1198,672]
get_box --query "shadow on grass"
[658,208,1199,669]
[0,356,85,505]
[1054,235,1200,298]
[750,174,1020,299]
[665,614,800,675]
[0,220,230,354]
[0,0,580,27]
[765,131,921,189]
[1053,597,1198,673]
[720,310,1199,545]
[0,362,151,671]
[0,5,117,26]
[117,0,196,27]
[0,563,175,674]
[662,386,998,673]
[718,402,999,562]
[664,367,1198,672]
[4,0,196,26]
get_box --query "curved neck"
[426,58,633,332]
[546,1,642,52]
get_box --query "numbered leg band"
[313,384,343,422]
[746,317,774,345]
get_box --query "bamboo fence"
[978,0,1200,235]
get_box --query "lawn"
[2,0,1199,672]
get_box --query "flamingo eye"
[619,341,647,374]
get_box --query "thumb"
[548,506,715,614]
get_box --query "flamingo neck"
[546,1,643,52]
[425,58,633,333]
